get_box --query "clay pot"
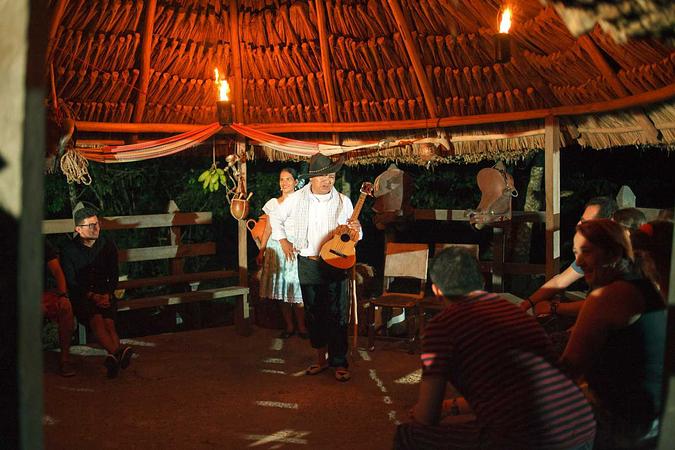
[246,214,268,248]
[230,198,250,221]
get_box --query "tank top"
[586,277,666,426]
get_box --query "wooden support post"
[132,0,157,124]
[235,138,251,335]
[167,200,184,275]
[544,116,561,280]
[387,0,438,119]
[3,0,47,446]
[229,0,244,124]
[491,225,506,292]
[314,0,338,124]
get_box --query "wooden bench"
[43,201,251,341]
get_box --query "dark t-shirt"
[60,234,119,305]
[586,278,665,427]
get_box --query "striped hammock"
[76,122,448,163]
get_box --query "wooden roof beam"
[75,82,675,134]
[314,0,338,124]
[387,0,438,119]
[229,0,245,124]
[132,0,157,123]
[48,0,69,54]
[578,34,660,143]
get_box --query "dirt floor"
[43,326,423,450]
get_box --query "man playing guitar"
[270,152,362,383]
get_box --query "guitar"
[319,182,373,269]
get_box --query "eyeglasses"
[78,221,99,230]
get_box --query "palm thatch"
[47,0,675,163]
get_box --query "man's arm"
[411,374,447,426]
[522,265,584,311]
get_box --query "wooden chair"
[418,244,481,335]
[366,242,429,352]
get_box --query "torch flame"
[214,68,230,102]
[499,7,512,34]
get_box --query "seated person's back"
[396,247,595,450]
[423,290,595,448]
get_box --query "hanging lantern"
[214,68,233,125]
[495,7,512,63]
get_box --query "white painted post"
[544,116,561,280]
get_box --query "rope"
[60,147,92,185]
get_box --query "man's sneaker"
[118,346,134,370]
[59,360,76,377]
[104,354,119,378]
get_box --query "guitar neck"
[350,192,367,221]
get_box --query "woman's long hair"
[632,220,673,300]
[575,219,635,287]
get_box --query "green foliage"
[44,146,675,286]
[44,172,70,216]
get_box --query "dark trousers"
[297,256,349,368]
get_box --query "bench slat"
[117,270,239,289]
[43,212,213,234]
[119,242,215,262]
[116,286,249,311]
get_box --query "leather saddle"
[467,163,517,230]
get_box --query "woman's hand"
[279,239,296,261]
[534,300,552,316]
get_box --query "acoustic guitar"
[319,182,373,269]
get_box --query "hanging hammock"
[229,123,382,157]
[76,123,223,163]
[230,123,449,158]
[74,122,450,163]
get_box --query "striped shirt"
[421,291,595,449]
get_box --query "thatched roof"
[47,0,675,163]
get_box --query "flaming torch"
[495,7,512,63]
[215,68,232,125]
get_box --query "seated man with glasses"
[60,206,133,378]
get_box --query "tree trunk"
[510,154,544,293]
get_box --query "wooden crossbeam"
[118,242,216,263]
[117,270,239,289]
[116,286,249,311]
[74,82,675,134]
[42,212,213,234]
